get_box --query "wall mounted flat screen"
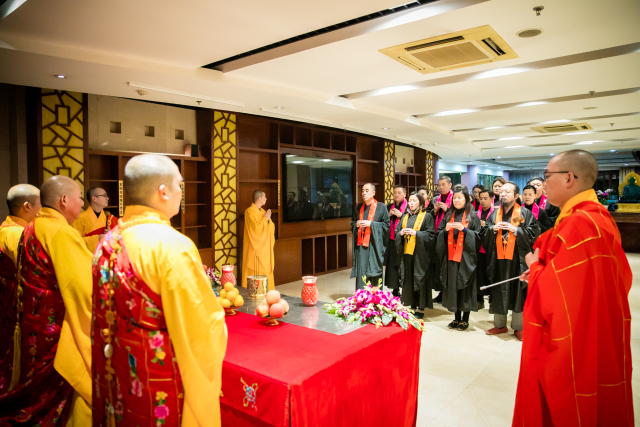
[283,154,353,222]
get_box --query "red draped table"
[220,312,422,426]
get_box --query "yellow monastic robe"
[120,206,228,427]
[35,207,93,425]
[0,215,28,265]
[72,207,107,253]
[242,203,275,290]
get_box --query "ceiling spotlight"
[275,106,283,109]
[610,149,616,152]
[533,6,544,16]
[383,127,388,130]
[55,74,66,79]
[517,28,543,38]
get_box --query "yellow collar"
[39,207,67,223]
[251,203,264,213]
[5,215,29,227]
[555,189,599,226]
[122,205,171,226]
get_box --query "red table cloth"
[220,312,422,427]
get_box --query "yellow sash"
[402,210,427,255]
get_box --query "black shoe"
[457,321,470,331]
[448,320,459,329]
[392,288,400,297]
[434,292,443,303]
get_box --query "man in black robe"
[385,185,407,296]
[396,192,435,310]
[286,191,298,221]
[528,177,560,223]
[319,195,334,219]
[476,189,494,308]
[521,184,553,233]
[481,182,540,341]
[296,189,314,221]
[431,176,453,302]
[351,183,390,290]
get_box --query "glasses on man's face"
[544,171,578,180]
[95,194,109,198]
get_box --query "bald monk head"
[6,184,41,223]
[124,154,183,218]
[40,176,85,224]
[544,149,598,209]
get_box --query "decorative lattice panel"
[40,89,86,193]
[213,111,237,270]
[425,151,435,193]
[384,141,395,204]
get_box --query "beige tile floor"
[276,253,640,427]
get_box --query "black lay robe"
[395,210,436,310]
[430,192,452,293]
[384,201,407,290]
[536,196,560,224]
[436,208,481,313]
[524,203,553,234]
[351,201,390,290]
[480,205,541,315]
[476,207,493,295]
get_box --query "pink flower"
[148,334,164,350]
[45,323,57,334]
[154,404,169,419]
[131,379,143,397]
[115,401,124,415]
[126,299,136,310]
[28,335,37,345]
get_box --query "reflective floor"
[275,253,640,427]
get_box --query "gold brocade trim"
[598,381,626,387]
[118,217,170,230]
[0,224,25,229]
[35,214,60,220]
[557,210,602,250]
[553,254,616,273]
[529,322,543,327]
[576,392,597,397]
[551,333,571,341]
[552,258,581,427]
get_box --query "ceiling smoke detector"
[517,28,543,38]
[137,90,148,96]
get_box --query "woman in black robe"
[395,192,436,310]
[435,185,481,331]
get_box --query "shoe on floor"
[514,330,523,341]
[485,327,508,335]
[457,321,469,331]
[447,320,459,329]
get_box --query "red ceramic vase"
[301,276,319,306]
[222,265,236,285]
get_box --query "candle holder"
[221,265,236,285]
[301,276,319,306]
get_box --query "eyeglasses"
[543,170,578,180]
[95,194,109,198]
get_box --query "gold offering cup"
[247,275,269,301]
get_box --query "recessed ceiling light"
[55,75,66,79]
[506,146,525,148]
[484,126,503,130]
[584,107,597,110]
[383,127,388,130]
[275,106,283,109]
[499,137,524,141]
[517,28,543,38]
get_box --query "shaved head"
[7,184,39,215]
[41,176,79,207]
[124,154,181,206]
[554,150,598,190]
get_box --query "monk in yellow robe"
[0,184,40,391]
[242,189,276,290]
[0,176,92,426]
[72,186,117,253]
[91,154,227,427]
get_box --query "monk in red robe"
[513,149,633,427]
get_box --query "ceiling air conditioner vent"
[380,25,518,75]
[531,123,594,134]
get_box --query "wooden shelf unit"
[394,145,428,196]
[85,148,213,264]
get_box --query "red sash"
[85,213,119,237]
[477,206,494,254]
[434,191,453,231]
[0,216,73,425]
[357,200,377,247]
[496,204,521,260]
[92,226,184,426]
[447,212,468,262]
[389,199,407,241]
[530,203,540,219]
[538,194,548,210]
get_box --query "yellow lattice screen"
[426,151,436,193]
[40,89,86,193]
[213,111,237,270]
[384,141,395,204]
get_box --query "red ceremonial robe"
[512,190,633,427]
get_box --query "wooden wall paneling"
[294,127,312,147]
[384,141,395,204]
[326,234,337,271]
[314,237,326,274]
[279,218,351,240]
[331,133,346,151]
[414,148,426,189]
[313,130,330,150]
[274,239,302,285]
[301,238,314,276]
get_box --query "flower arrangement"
[597,189,616,205]
[203,264,221,293]
[323,278,426,331]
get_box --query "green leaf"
[381,314,393,326]
[397,318,408,331]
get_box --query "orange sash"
[447,211,468,262]
[495,204,521,260]
[357,199,377,247]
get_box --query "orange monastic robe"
[241,203,275,290]
[513,190,634,427]
[72,207,117,254]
